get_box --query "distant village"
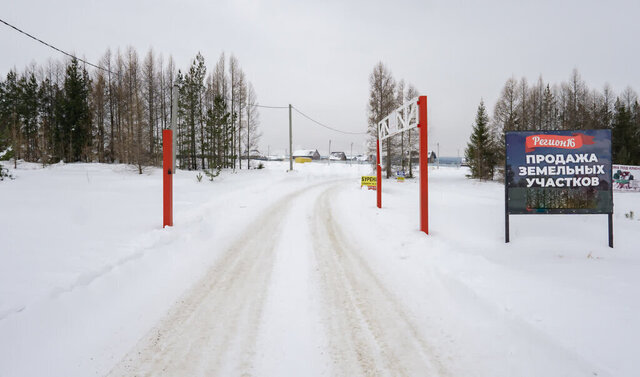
[243,148,442,165]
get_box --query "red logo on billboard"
[525,133,595,153]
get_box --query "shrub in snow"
[0,165,13,181]
[205,168,220,181]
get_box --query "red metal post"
[376,138,382,208]
[163,130,173,228]
[418,96,428,234]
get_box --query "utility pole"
[350,142,353,165]
[247,105,250,169]
[328,139,331,165]
[289,104,293,171]
[437,142,440,169]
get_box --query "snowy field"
[0,160,639,377]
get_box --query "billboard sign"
[506,129,612,215]
[613,164,640,192]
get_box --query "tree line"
[0,48,261,174]
[466,69,640,180]
[367,62,420,178]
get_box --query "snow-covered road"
[107,186,307,376]
[107,180,447,376]
[312,185,448,376]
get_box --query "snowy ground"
[0,160,638,377]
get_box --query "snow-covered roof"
[292,149,317,157]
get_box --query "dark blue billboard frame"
[504,129,613,248]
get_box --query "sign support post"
[289,104,293,171]
[505,190,510,241]
[163,130,173,228]
[608,213,613,248]
[505,134,510,243]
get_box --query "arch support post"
[376,138,382,208]
[163,129,173,228]
[418,96,428,235]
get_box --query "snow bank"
[330,165,640,376]
[1,161,638,376]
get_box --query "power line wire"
[220,95,288,109]
[251,103,289,109]
[220,98,365,135]
[0,17,114,75]
[292,106,368,135]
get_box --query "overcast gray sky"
[2,0,639,157]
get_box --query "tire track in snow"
[312,185,450,377]
[106,188,307,377]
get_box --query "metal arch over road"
[377,97,419,141]
[376,95,429,235]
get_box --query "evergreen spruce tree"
[3,71,21,167]
[465,100,496,180]
[611,99,635,165]
[541,84,556,130]
[60,58,91,162]
[179,54,206,170]
[0,74,8,154]
[205,94,230,173]
[19,73,39,161]
[38,77,59,164]
[631,101,640,165]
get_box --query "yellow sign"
[295,157,312,163]
[397,176,405,182]
[361,176,377,187]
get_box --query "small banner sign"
[506,129,612,214]
[396,171,405,182]
[361,176,377,189]
[613,164,640,192]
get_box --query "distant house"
[292,149,320,160]
[242,149,266,160]
[408,150,437,163]
[329,151,347,161]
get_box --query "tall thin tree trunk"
[238,105,242,169]
[247,106,250,169]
